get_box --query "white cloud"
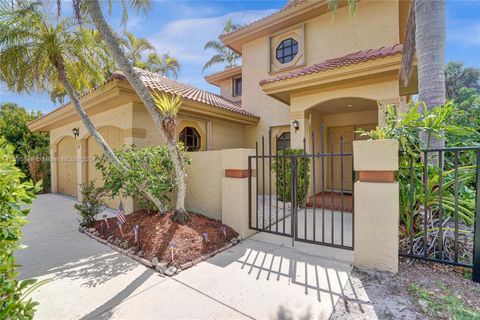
[148,9,275,74]
[447,20,480,46]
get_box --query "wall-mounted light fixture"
[72,127,80,139]
[292,120,300,132]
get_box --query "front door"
[327,126,354,192]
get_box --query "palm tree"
[445,61,480,99]
[120,31,154,66]
[143,53,180,79]
[203,18,241,71]
[0,1,163,210]
[83,0,190,223]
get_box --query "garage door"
[57,136,78,197]
[87,127,124,208]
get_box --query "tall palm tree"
[0,1,163,209]
[203,18,241,71]
[399,0,446,149]
[82,0,190,223]
[143,53,180,79]
[120,31,154,66]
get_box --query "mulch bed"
[306,191,353,212]
[92,210,238,268]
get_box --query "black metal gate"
[398,146,480,282]
[248,126,354,250]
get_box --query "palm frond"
[151,91,182,117]
[202,54,226,72]
[400,0,416,87]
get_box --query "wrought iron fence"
[399,146,480,282]
[247,126,354,250]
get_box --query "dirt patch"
[331,258,480,319]
[92,210,238,268]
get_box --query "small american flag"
[116,200,127,224]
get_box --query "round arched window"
[276,132,291,151]
[276,38,298,64]
[179,127,201,151]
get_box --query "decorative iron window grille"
[179,127,200,151]
[277,132,291,151]
[276,38,298,64]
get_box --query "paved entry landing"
[16,194,355,319]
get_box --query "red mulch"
[306,192,353,212]
[93,210,238,268]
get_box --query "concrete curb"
[82,229,239,275]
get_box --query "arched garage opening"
[57,136,78,197]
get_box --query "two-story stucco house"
[28,0,417,210]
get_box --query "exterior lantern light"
[72,127,80,139]
[292,120,300,132]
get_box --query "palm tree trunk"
[55,57,165,211]
[415,0,446,150]
[85,0,189,222]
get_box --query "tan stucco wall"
[185,151,223,220]
[304,1,399,65]
[132,103,246,151]
[219,78,242,102]
[353,139,400,273]
[242,37,291,148]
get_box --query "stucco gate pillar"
[221,149,256,240]
[353,139,400,273]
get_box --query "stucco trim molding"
[358,171,395,183]
[225,169,250,178]
[123,128,147,139]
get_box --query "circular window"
[179,127,201,152]
[276,38,298,64]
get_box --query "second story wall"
[304,0,399,64]
[242,36,291,148]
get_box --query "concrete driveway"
[16,194,359,320]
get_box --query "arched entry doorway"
[308,97,378,192]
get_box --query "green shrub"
[74,181,108,227]
[95,144,190,212]
[272,148,310,206]
[0,139,42,319]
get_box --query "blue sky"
[1,0,479,113]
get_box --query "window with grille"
[276,132,291,151]
[233,76,242,96]
[179,127,201,151]
[276,38,298,64]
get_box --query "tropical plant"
[141,52,180,79]
[0,1,168,210]
[18,139,50,193]
[359,103,477,263]
[271,148,310,206]
[203,18,241,71]
[445,61,480,100]
[151,92,182,140]
[0,103,49,180]
[74,181,108,227]
[120,31,154,66]
[95,145,190,213]
[0,139,45,319]
[81,0,190,223]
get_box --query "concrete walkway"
[17,194,358,320]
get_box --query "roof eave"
[220,0,331,53]
[204,66,242,87]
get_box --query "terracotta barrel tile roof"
[259,44,403,85]
[111,68,257,118]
